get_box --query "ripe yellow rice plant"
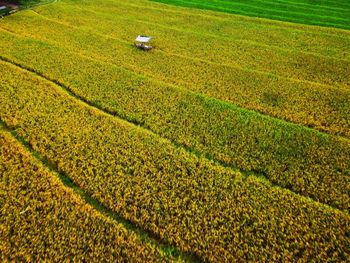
[0,131,165,261]
[1,3,349,137]
[37,1,350,85]
[0,29,349,211]
[64,0,350,59]
[0,60,349,261]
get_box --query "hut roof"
[135,35,151,43]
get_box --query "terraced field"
[0,0,349,261]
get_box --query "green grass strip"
[150,0,350,30]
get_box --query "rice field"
[0,0,349,261]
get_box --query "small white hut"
[135,35,153,51]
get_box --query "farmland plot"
[0,0,349,261]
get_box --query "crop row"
[0,130,165,261]
[0,30,349,211]
[1,60,349,261]
[2,9,350,139]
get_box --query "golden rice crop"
[0,130,165,261]
[0,5,349,138]
[65,0,350,59]
[36,1,350,86]
[1,60,349,262]
[0,30,349,211]
[2,4,350,140]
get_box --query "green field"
[151,0,350,30]
[0,0,349,261]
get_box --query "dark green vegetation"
[18,0,53,8]
[0,6,10,16]
[151,0,350,30]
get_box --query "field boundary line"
[0,118,198,262]
[1,55,348,215]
